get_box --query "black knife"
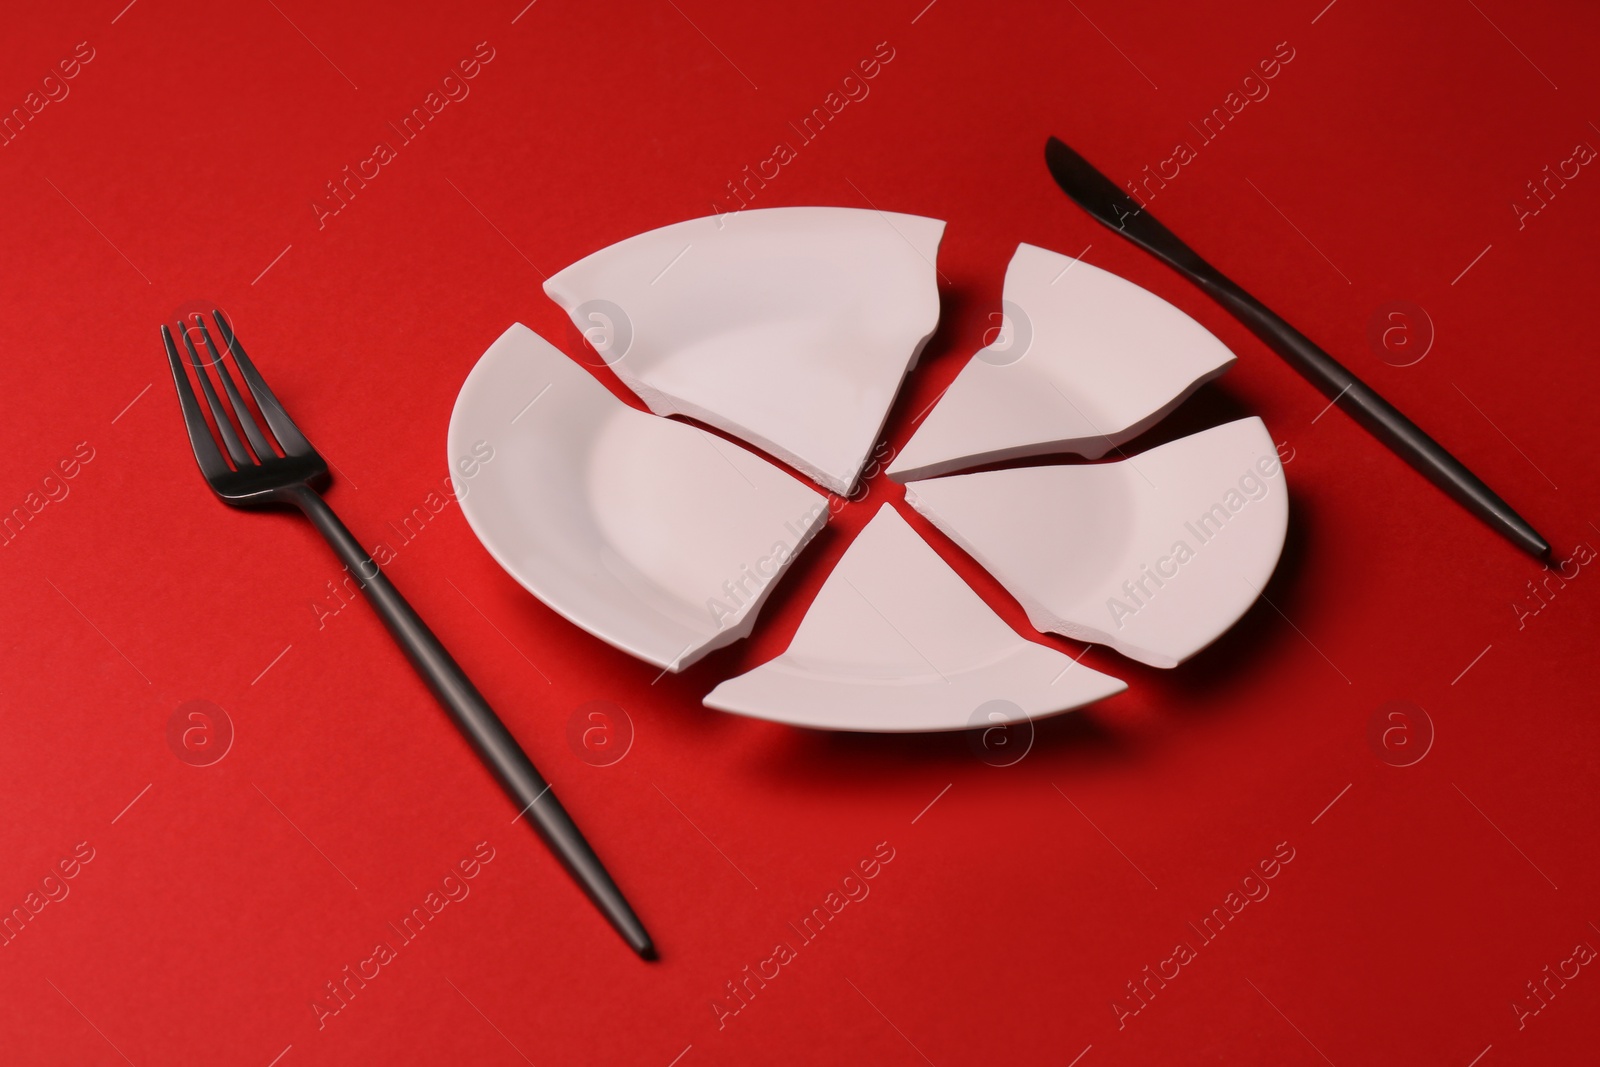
[1044,135,1550,559]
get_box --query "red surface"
[2,1,1597,1063]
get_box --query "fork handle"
[286,486,654,958]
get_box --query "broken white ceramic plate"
[905,418,1287,669]
[888,242,1236,482]
[448,324,829,673]
[703,505,1126,731]
[544,206,945,496]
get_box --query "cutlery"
[1044,136,1551,559]
[162,309,654,958]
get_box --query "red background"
[2,1,1597,1063]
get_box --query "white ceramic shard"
[905,418,1287,669]
[544,206,945,496]
[703,505,1126,731]
[448,324,829,673]
[888,242,1236,482]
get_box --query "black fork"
[163,309,654,958]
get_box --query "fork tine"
[212,310,315,458]
[162,325,231,482]
[194,314,277,460]
[178,323,252,467]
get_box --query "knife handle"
[1187,268,1548,557]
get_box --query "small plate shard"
[905,418,1288,668]
[888,242,1236,482]
[546,206,945,496]
[704,505,1126,730]
[448,324,828,673]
